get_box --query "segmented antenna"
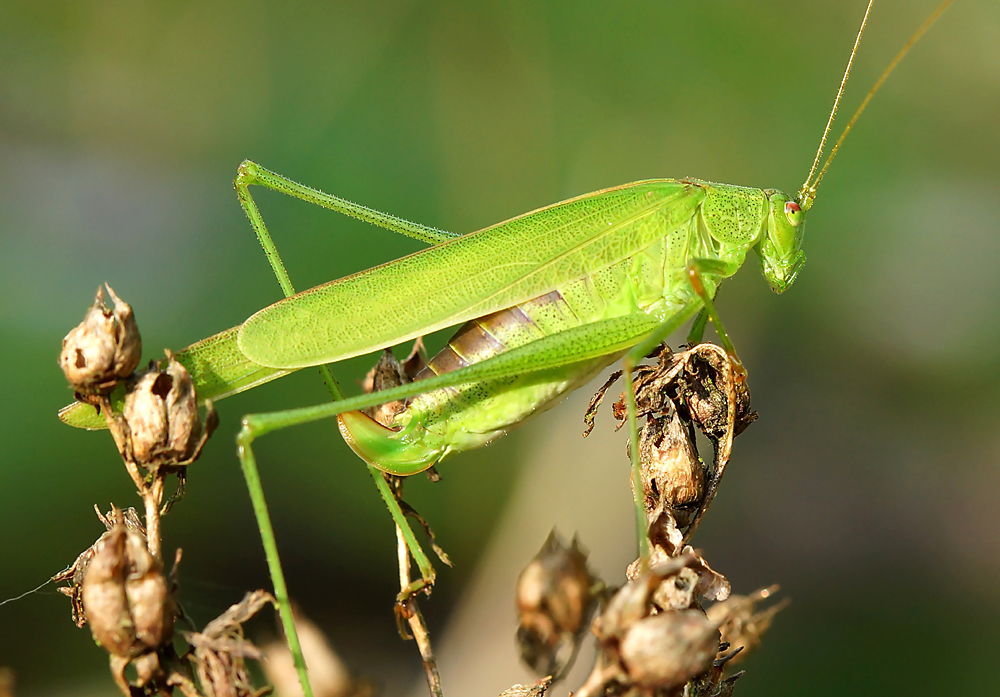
[799,0,955,210]
[800,0,874,208]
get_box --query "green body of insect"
[61,177,805,478]
[328,179,803,475]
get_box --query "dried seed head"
[515,532,597,678]
[59,285,141,393]
[187,590,278,697]
[53,506,144,627]
[81,525,135,656]
[636,412,704,527]
[585,559,729,697]
[122,353,216,467]
[125,370,169,464]
[79,511,174,658]
[682,347,755,440]
[619,610,720,689]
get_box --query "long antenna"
[800,0,874,206]
[799,0,955,209]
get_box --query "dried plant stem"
[122,457,145,493]
[573,662,618,697]
[167,672,203,697]
[102,396,144,493]
[396,526,443,697]
[101,395,165,561]
[143,477,164,562]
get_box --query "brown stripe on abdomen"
[413,289,580,382]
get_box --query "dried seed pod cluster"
[56,286,230,696]
[57,286,219,541]
[55,509,276,697]
[58,285,217,474]
[59,285,142,398]
[566,343,782,695]
[515,532,601,680]
[575,555,737,697]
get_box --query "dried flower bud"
[122,353,216,467]
[642,414,703,508]
[362,349,411,428]
[59,285,141,393]
[619,610,720,689]
[515,532,597,678]
[636,411,704,532]
[125,371,168,464]
[80,511,174,658]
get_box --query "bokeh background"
[2,1,999,695]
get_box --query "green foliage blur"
[1,1,998,695]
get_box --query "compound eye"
[784,200,803,227]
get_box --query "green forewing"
[239,179,704,369]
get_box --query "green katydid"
[58,1,952,694]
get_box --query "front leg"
[685,258,743,377]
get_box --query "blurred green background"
[2,1,999,695]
